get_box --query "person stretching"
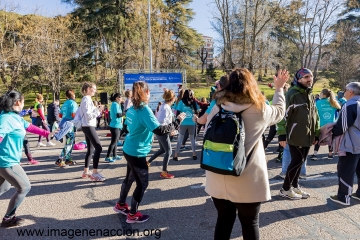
[105,93,123,163]
[147,89,177,179]
[55,90,78,167]
[33,94,55,147]
[113,81,185,223]
[0,91,49,227]
[79,82,104,181]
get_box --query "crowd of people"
[1,67,360,240]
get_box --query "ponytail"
[81,82,96,95]
[321,89,341,110]
[0,91,24,113]
[132,81,149,109]
[110,93,121,102]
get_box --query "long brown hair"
[132,81,149,109]
[176,89,184,104]
[321,89,341,109]
[222,68,265,109]
[163,89,176,104]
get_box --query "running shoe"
[279,187,302,200]
[309,154,318,161]
[115,155,122,160]
[65,160,76,166]
[113,202,130,216]
[1,216,24,227]
[160,172,175,179]
[126,211,149,224]
[90,172,106,181]
[327,154,334,159]
[299,174,307,180]
[293,186,310,199]
[104,157,115,163]
[81,171,93,179]
[180,146,189,151]
[36,142,46,147]
[278,172,286,179]
[46,141,56,147]
[329,195,350,206]
[55,160,66,167]
[276,152,283,162]
[117,141,123,146]
[28,159,39,165]
[351,193,360,201]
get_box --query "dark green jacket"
[278,85,320,147]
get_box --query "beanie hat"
[293,68,313,83]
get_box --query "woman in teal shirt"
[0,91,49,227]
[55,90,78,167]
[310,88,341,160]
[112,81,185,224]
[105,93,123,162]
[173,89,199,160]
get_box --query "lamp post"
[147,0,153,72]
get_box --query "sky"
[8,0,217,41]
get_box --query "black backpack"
[200,106,254,176]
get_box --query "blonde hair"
[321,89,341,109]
[125,90,132,98]
[81,82,96,95]
[201,97,207,103]
[36,94,43,102]
[163,89,176,103]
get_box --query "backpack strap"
[246,142,258,163]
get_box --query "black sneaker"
[180,146,188,151]
[65,160,77,165]
[1,216,24,227]
[351,193,360,201]
[276,152,283,162]
[309,155,318,161]
[329,195,350,206]
[327,154,334,159]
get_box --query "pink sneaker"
[81,171,93,179]
[126,211,149,224]
[113,203,130,216]
[28,159,39,165]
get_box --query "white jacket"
[78,96,100,127]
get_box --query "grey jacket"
[332,95,360,154]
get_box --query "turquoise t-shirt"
[0,112,30,168]
[60,99,78,121]
[205,99,216,114]
[316,98,338,127]
[123,105,161,157]
[109,101,123,129]
[176,101,199,126]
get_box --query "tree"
[197,47,208,73]
[206,63,217,81]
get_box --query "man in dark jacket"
[278,68,320,200]
[47,100,61,132]
[330,82,360,206]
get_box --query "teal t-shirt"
[123,105,160,157]
[316,98,338,127]
[109,101,123,129]
[176,101,199,126]
[0,112,30,168]
[60,99,78,121]
[205,99,216,114]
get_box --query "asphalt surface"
[1,129,360,240]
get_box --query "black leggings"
[82,126,102,169]
[36,118,50,142]
[263,125,277,149]
[282,145,310,191]
[23,136,32,161]
[212,197,261,240]
[314,143,333,152]
[118,152,149,214]
[107,127,121,158]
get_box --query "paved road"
[1,130,360,240]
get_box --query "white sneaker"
[279,187,302,200]
[46,142,56,147]
[90,172,106,182]
[36,142,46,147]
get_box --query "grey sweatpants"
[176,125,196,154]
[148,134,172,171]
[0,164,31,217]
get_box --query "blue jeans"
[281,144,306,175]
